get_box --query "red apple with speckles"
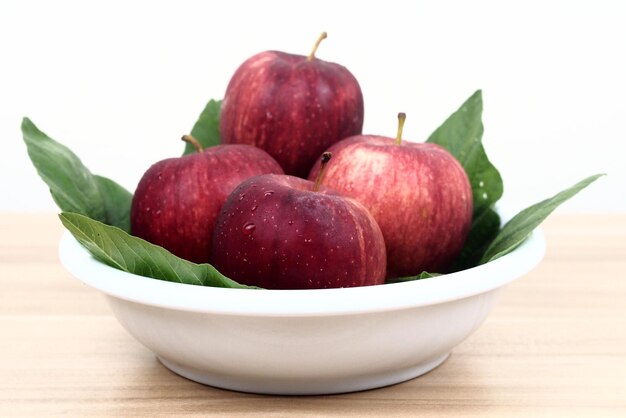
[308,114,473,277]
[130,136,283,263]
[219,32,364,177]
[210,155,386,289]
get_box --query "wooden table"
[1,213,624,417]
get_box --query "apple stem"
[307,32,328,61]
[395,112,406,145]
[181,135,204,153]
[313,152,332,192]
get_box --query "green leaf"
[451,207,501,271]
[59,212,257,289]
[183,99,222,155]
[425,90,505,273]
[94,175,133,233]
[22,118,133,233]
[427,90,503,215]
[480,174,605,263]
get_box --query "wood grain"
[1,213,625,417]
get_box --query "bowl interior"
[58,205,546,317]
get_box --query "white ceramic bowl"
[58,211,545,395]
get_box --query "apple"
[308,113,473,277]
[219,32,364,177]
[131,136,283,263]
[210,153,387,289]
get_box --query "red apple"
[308,114,473,277]
[219,32,364,177]
[131,136,283,263]
[210,155,386,289]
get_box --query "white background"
[1,0,624,213]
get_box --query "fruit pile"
[23,33,601,291]
[130,33,472,289]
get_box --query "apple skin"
[210,174,386,289]
[308,136,473,277]
[219,50,364,178]
[130,145,283,263]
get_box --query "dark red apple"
[308,114,473,277]
[219,32,364,177]
[131,136,283,263]
[210,155,386,289]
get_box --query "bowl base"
[157,353,450,395]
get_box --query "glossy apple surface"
[219,34,363,177]
[210,174,386,289]
[309,136,473,277]
[131,144,283,263]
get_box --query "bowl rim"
[58,205,546,317]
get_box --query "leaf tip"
[58,211,71,224]
[472,89,483,105]
[21,117,34,132]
